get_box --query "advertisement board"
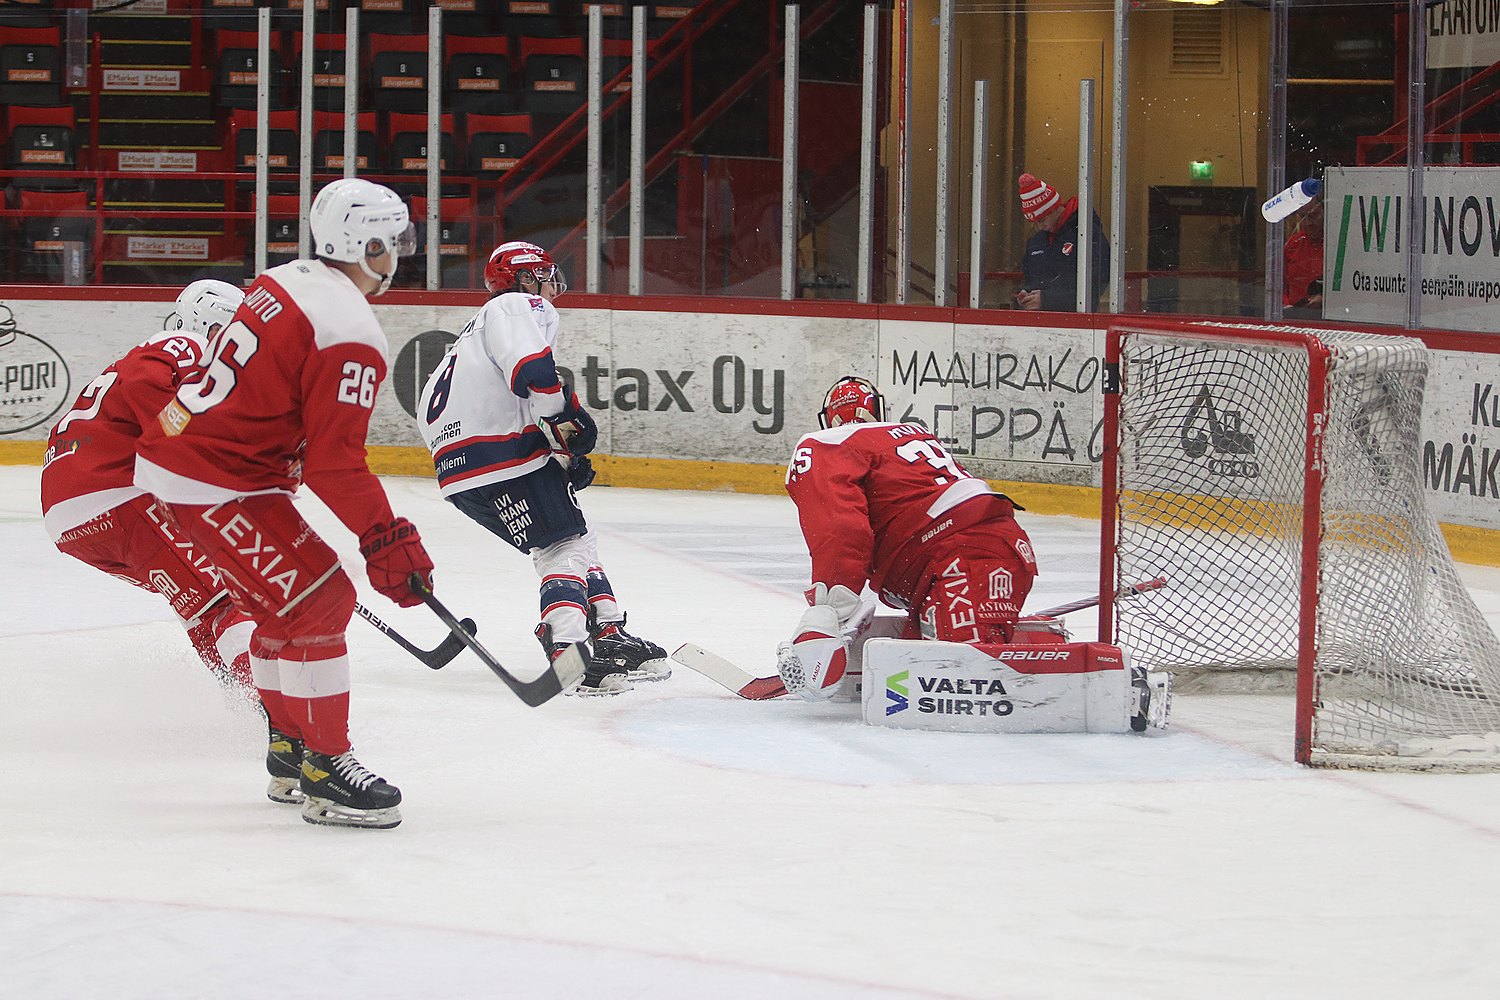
[1324,165,1500,333]
[0,292,1494,537]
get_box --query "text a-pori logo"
[0,304,71,435]
[1180,384,1260,479]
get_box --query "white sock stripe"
[249,655,280,691]
[214,619,256,666]
[279,655,352,698]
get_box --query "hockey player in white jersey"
[415,240,669,695]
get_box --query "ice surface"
[5,465,1500,999]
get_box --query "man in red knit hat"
[1015,172,1109,313]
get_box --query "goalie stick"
[355,601,476,670]
[409,573,586,707]
[671,643,788,700]
[1029,575,1168,619]
[672,576,1169,701]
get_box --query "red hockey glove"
[359,518,434,608]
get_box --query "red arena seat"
[464,113,532,174]
[367,32,430,112]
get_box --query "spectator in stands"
[1014,172,1109,313]
[1283,194,1324,319]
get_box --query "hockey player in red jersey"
[135,178,433,830]
[416,241,668,696]
[778,376,1039,701]
[42,280,259,697]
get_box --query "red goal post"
[1099,317,1500,770]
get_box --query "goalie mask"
[818,376,885,428]
[484,240,568,298]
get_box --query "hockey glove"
[542,386,598,458]
[569,453,596,491]
[359,517,434,608]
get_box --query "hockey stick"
[355,601,477,670]
[672,643,788,700]
[675,577,1170,701]
[1028,576,1168,619]
[409,574,586,707]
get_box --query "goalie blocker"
[862,636,1171,734]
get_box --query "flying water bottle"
[1261,177,1322,223]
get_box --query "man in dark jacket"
[1015,172,1109,312]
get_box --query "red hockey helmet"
[483,240,567,296]
[819,376,885,429]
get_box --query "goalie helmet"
[818,376,885,428]
[167,279,244,338]
[484,240,568,297]
[309,178,416,294]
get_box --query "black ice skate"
[299,749,403,829]
[591,616,672,683]
[536,622,631,696]
[266,728,306,805]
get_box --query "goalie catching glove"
[542,386,598,461]
[776,583,873,702]
[359,517,435,608]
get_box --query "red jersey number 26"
[178,320,259,415]
[337,361,378,408]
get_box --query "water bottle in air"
[1261,178,1322,223]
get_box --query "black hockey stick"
[355,601,476,669]
[409,573,586,707]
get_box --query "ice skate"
[299,749,402,829]
[266,728,306,804]
[591,615,671,682]
[537,623,632,696]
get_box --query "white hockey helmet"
[309,177,416,294]
[167,279,244,337]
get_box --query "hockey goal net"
[1100,318,1500,770]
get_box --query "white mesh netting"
[1112,323,1500,770]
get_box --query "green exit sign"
[1189,159,1214,182]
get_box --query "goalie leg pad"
[777,605,849,702]
[861,638,1147,733]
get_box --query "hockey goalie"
[778,376,1169,735]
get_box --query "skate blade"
[266,776,306,805]
[565,674,634,697]
[624,657,672,682]
[299,796,402,830]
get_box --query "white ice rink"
[4,463,1500,999]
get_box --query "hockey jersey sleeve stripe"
[509,349,560,398]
